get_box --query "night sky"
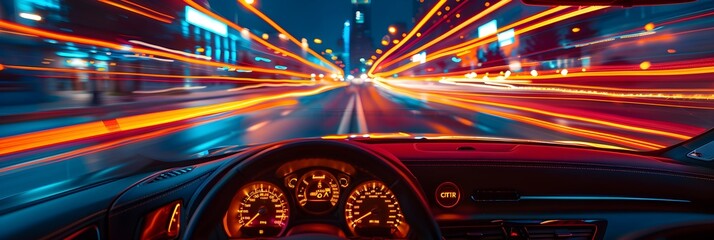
[208,0,415,53]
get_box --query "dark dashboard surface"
[2,138,713,239]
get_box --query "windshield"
[0,0,713,201]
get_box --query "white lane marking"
[337,95,356,134]
[354,93,369,133]
[280,110,293,116]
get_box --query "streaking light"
[124,54,175,62]
[98,0,172,23]
[133,86,206,94]
[367,0,448,77]
[275,65,288,70]
[236,0,342,75]
[185,6,227,37]
[19,13,42,21]
[129,40,211,60]
[0,84,346,156]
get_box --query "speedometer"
[224,181,289,238]
[296,170,340,214]
[345,180,408,238]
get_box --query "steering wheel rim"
[183,139,441,239]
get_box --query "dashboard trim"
[518,196,691,203]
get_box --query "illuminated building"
[349,0,373,74]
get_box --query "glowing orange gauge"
[345,181,408,238]
[296,170,340,214]
[224,182,289,238]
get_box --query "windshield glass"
[0,0,713,201]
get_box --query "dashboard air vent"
[146,166,194,184]
[525,225,596,240]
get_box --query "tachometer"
[345,180,408,238]
[224,181,289,237]
[296,170,340,214]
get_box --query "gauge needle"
[245,212,261,226]
[354,208,376,223]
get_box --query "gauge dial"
[296,170,340,214]
[224,182,289,237]
[345,180,408,238]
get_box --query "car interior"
[1,0,713,239]
[2,130,714,239]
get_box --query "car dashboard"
[221,158,410,239]
[1,138,713,239]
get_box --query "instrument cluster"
[223,160,408,238]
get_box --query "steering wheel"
[182,139,441,239]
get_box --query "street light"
[388,26,397,34]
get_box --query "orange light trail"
[374,6,606,77]
[508,66,714,80]
[120,0,175,19]
[98,0,173,23]
[367,0,448,77]
[508,87,714,100]
[0,83,346,156]
[437,80,714,100]
[0,99,298,173]
[401,62,540,79]
[227,82,317,92]
[415,79,714,111]
[373,0,513,73]
[0,29,37,37]
[381,79,697,139]
[237,0,343,75]
[182,0,336,75]
[3,65,314,83]
[0,20,313,78]
[517,82,714,93]
[373,79,678,150]
[442,90,714,110]
[375,6,568,73]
